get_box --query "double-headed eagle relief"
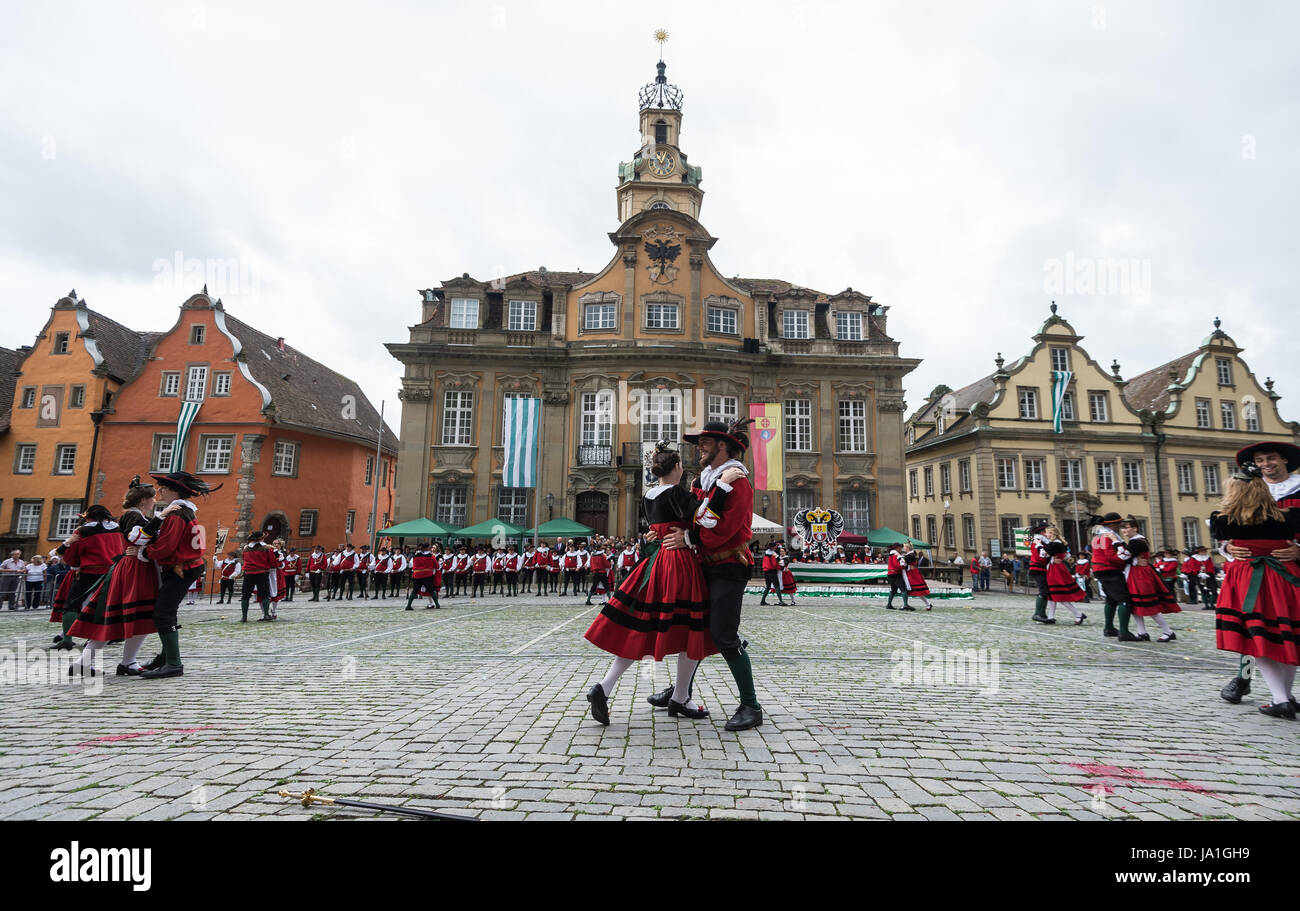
[642,224,684,284]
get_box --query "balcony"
[577,445,612,467]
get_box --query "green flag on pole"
[502,397,540,488]
[1050,370,1072,433]
[173,400,202,470]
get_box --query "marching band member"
[218,551,242,604]
[491,548,507,595]
[470,545,489,598]
[390,547,408,599]
[504,544,521,597]
[533,543,549,597]
[584,544,611,606]
[521,543,537,593]
[1185,546,1219,609]
[617,541,638,587]
[282,547,300,602]
[371,548,391,600]
[561,542,581,596]
[1154,549,1181,602]
[354,545,372,599]
[307,545,327,602]
[759,544,780,606]
[405,542,441,610]
[453,545,472,597]
[337,544,358,600]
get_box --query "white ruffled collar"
[700,459,748,491]
[644,483,677,500]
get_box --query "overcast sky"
[3,1,1297,430]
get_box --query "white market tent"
[751,513,784,533]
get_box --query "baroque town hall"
[388,54,919,538]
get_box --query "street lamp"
[545,492,555,520]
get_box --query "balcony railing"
[577,445,612,466]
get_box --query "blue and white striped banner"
[502,397,540,487]
[173,400,203,470]
[1050,370,1072,434]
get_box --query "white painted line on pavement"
[509,606,597,656]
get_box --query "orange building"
[95,291,397,551]
[0,292,155,554]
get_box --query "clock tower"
[616,41,704,224]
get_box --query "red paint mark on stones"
[1066,762,1216,796]
[74,725,217,751]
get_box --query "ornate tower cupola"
[616,30,704,224]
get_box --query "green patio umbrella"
[378,517,460,539]
[526,518,596,538]
[455,517,528,540]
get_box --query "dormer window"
[835,311,863,340]
[54,332,69,354]
[190,324,205,345]
[936,415,945,436]
[783,310,810,339]
[449,298,479,330]
[1050,346,1071,372]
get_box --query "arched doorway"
[575,491,609,536]
[260,512,287,543]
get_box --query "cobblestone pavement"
[2,586,1297,821]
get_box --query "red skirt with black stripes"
[584,524,717,661]
[1046,561,1086,602]
[1215,540,1300,665]
[1126,563,1180,616]
[68,552,157,641]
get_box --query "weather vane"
[654,28,669,58]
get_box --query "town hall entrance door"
[575,492,609,537]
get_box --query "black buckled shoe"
[1117,632,1141,642]
[1136,633,1151,642]
[1074,613,1087,625]
[141,653,166,671]
[140,664,183,679]
[587,683,610,725]
[724,704,763,732]
[1220,676,1251,703]
[646,684,675,709]
[1041,618,1056,624]
[668,700,710,719]
[1157,632,1176,643]
[116,664,143,676]
[1257,702,1297,720]
[1103,628,1118,637]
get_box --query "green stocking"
[1033,595,1046,619]
[160,630,182,667]
[723,649,760,709]
[260,598,270,619]
[1117,602,1132,636]
[1103,601,1117,632]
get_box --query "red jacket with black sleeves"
[689,474,754,569]
[241,544,278,575]
[308,553,327,572]
[411,552,438,580]
[1090,533,1129,573]
[145,507,204,570]
[589,552,610,574]
[63,524,126,573]
[886,551,903,576]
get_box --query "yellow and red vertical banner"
[748,403,784,490]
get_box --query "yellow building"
[905,305,1299,557]
[0,292,156,554]
[388,54,920,536]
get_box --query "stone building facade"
[388,57,920,537]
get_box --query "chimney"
[277,337,285,351]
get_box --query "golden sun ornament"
[654,29,669,45]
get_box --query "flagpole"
[532,398,542,550]
[370,401,383,553]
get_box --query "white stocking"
[1132,616,1148,635]
[672,656,699,704]
[1153,614,1173,635]
[121,634,147,667]
[1254,657,1292,704]
[600,656,635,696]
[1046,602,1057,620]
[1056,600,1083,620]
[77,639,102,668]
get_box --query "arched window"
[648,200,671,210]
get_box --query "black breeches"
[156,566,203,630]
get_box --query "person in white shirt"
[24,555,47,609]
[1,550,25,611]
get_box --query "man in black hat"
[1219,442,1300,703]
[1089,512,1134,639]
[1025,522,1052,623]
[654,418,763,731]
[138,471,220,679]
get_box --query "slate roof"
[910,372,1000,425]
[1122,351,1200,414]
[0,346,21,433]
[221,312,398,452]
[83,308,158,383]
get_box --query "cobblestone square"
[3,588,1297,821]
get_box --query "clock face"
[648,149,675,177]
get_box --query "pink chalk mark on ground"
[1067,762,1217,796]
[74,725,217,751]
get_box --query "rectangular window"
[1177,461,1195,494]
[1244,401,1260,432]
[1060,391,1075,422]
[200,436,234,472]
[963,515,977,550]
[161,372,180,397]
[184,365,208,402]
[997,457,1017,490]
[189,324,205,345]
[783,310,810,339]
[835,311,863,340]
[924,466,934,496]
[584,302,616,330]
[441,391,474,446]
[786,489,816,534]
[1050,346,1071,372]
[54,332,70,354]
[1182,517,1201,552]
[449,298,479,329]
[346,510,355,535]
[498,487,530,525]
[706,394,738,425]
[784,399,812,451]
[1018,388,1038,420]
[1059,458,1083,491]
[943,516,956,549]
[365,455,374,486]
[298,510,317,536]
[1096,460,1116,492]
[926,516,938,547]
[69,385,85,408]
[1216,357,1232,386]
[912,516,922,539]
[581,391,614,447]
[1024,458,1045,491]
[1088,391,1109,423]
[507,300,537,331]
[940,463,952,495]
[16,503,42,536]
[54,444,76,475]
[641,391,680,445]
[1204,464,1221,496]
[272,441,298,476]
[837,400,867,452]
[16,444,36,474]
[213,373,232,396]
[1220,401,1237,430]
[55,503,81,538]
[1123,460,1143,492]
[958,459,971,492]
[152,435,177,472]
[1000,517,1020,551]
[645,302,679,330]
[909,469,918,499]
[381,460,388,487]
[839,490,870,534]
[1195,398,1211,429]
[706,307,738,335]
[435,485,468,527]
[20,387,36,409]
